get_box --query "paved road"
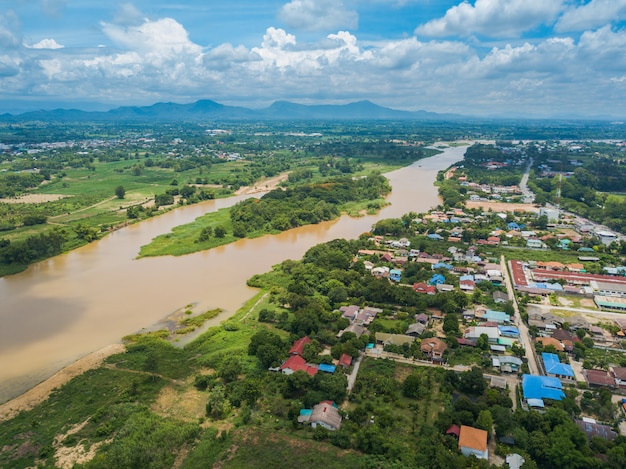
[501,255,540,376]
[346,353,363,393]
[519,157,534,202]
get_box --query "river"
[0,144,466,403]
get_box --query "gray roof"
[310,402,342,430]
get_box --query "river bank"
[0,343,125,422]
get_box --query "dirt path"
[0,343,125,422]
[235,172,290,195]
[240,292,269,322]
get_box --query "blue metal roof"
[522,374,565,401]
[541,353,575,378]
[498,325,519,336]
[318,364,336,373]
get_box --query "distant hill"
[0,99,463,122]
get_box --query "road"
[346,353,363,394]
[520,155,625,243]
[501,255,540,376]
[519,157,534,202]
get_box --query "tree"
[218,356,242,383]
[115,185,125,199]
[402,373,422,398]
[476,409,494,438]
[206,385,231,419]
[214,226,227,238]
[197,226,212,243]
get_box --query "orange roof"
[458,425,487,452]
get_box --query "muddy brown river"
[0,144,466,403]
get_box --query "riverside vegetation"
[0,121,437,276]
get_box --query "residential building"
[542,353,575,380]
[309,401,342,431]
[458,425,488,460]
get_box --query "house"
[464,326,500,343]
[493,291,509,303]
[460,279,476,291]
[280,355,318,376]
[583,369,616,388]
[429,273,446,285]
[492,355,523,373]
[413,282,436,294]
[458,425,488,460]
[389,269,402,282]
[542,353,575,379]
[309,401,342,431]
[613,367,626,387]
[526,239,545,249]
[522,374,565,407]
[415,313,429,325]
[340,305,360,321]
[405,322,426,337]
[338,354,352,368]
[376,332,415,347]
[289,336,312,356]
[420,337,448,362]
[337,323,367,339]
[574,418,617,441]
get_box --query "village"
[256,187,626,466]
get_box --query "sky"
[1,0,626,118]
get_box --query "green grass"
[211,428,367,469]
[137,207,236,258]
[0,367,167,469]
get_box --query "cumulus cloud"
[279,0,358,32]
[28,38,64,49]
[556,0,626,32]
[416,0,563,38]
[3,7,626,117]
[101,17,203,58]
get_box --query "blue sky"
[2,0,626,117]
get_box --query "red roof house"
[289,336,312,356]
[413,282,436,294]
[280,355,318,376]
[338,354,353,368]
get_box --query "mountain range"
[0,99,464,122]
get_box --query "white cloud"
[279,0,358,32]
[416,0,563,38]
[28,38,64,49]
[3,8,626,117]
[556,0,626,32]
[101,17,203,61]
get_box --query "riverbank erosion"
[0,344,125,422]
[0,144,468,404]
